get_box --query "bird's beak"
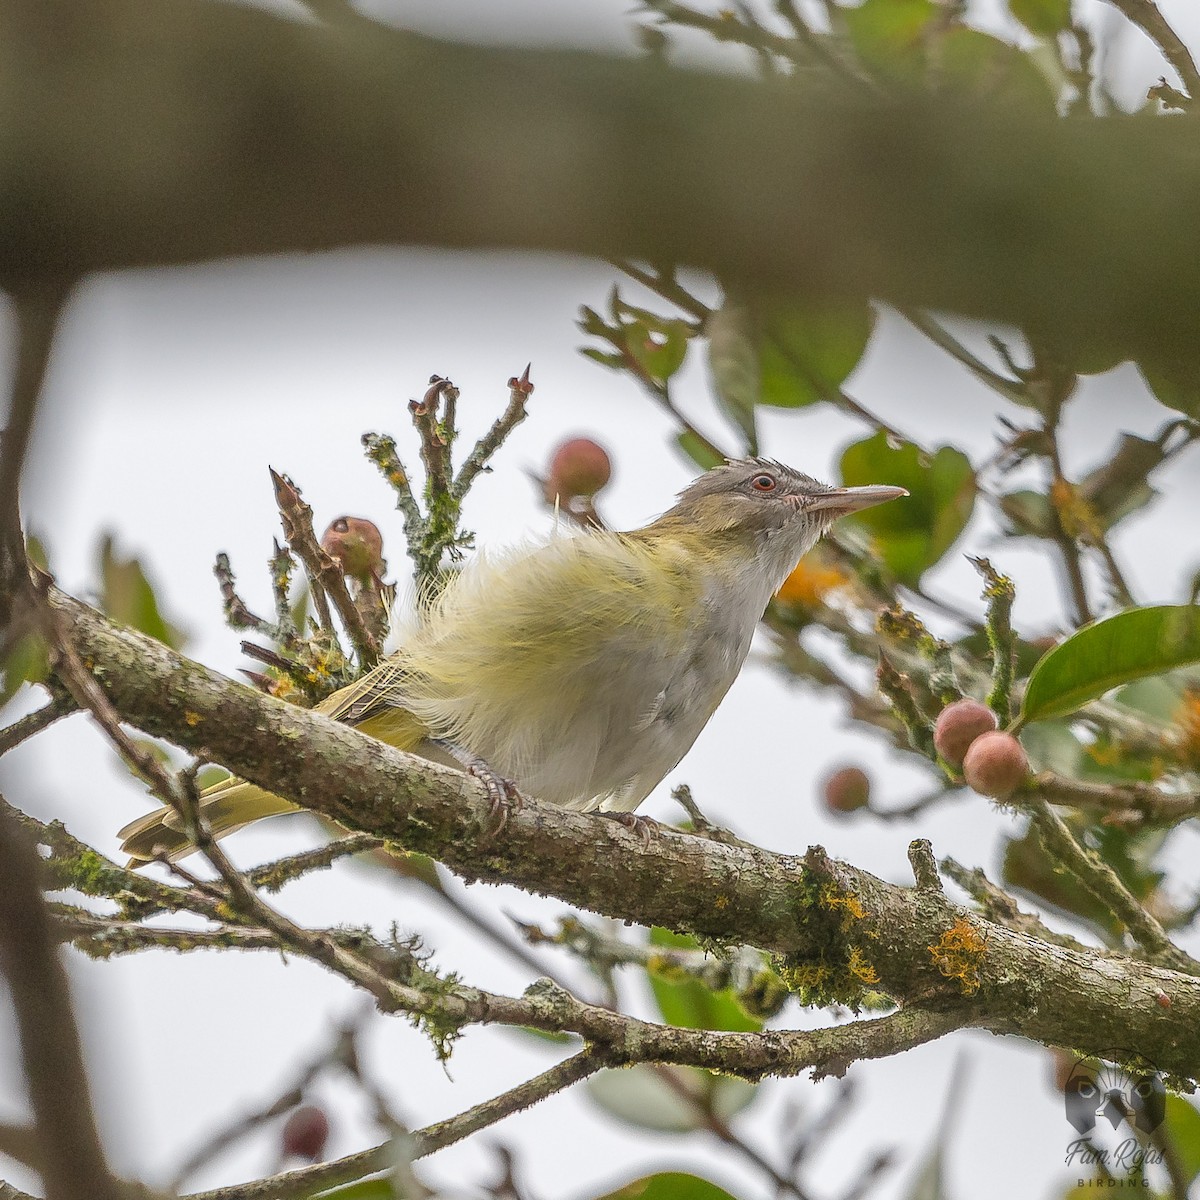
[807,485,908,515]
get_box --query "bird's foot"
[433,739,523,833]
[601,810,659,848]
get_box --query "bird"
[119,458,905,863]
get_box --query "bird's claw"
[470,766,524,834]
[602,811,659,848]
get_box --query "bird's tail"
[118,776,301,865]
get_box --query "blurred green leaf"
[839,433,976,586]
[845,0,937,76]
[310,1178,394,1199]
[999,489,1057,539]
[596,1173,742,1200]
[646,928,762,1033]
[675,431,726,472]
[1137,355,1200,418]
[628,317,691,384]
[1077,433,1168,530]
[98,535,187,649]
[757,301,874,409]
[1009,0,1071,38]
[587,1064,756,1134]
[1019,606,1200,726]
[1163,1095,1200,1186]
[705,299,759,450]
[937,28,1056,106]
[0,632,49,709]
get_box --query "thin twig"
[1103,0,1200,101]
[0,279,71,612]
[899,308,1026,401]
[183,1047,609,1200]
[270,469,380,666]
[453,366,534,500]
[0,806,121,1200]
[0,697,76,757]
[1024,798,1195,973]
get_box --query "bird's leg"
[599,811,660,848]
[431,738,523,832]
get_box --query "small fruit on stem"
[281,1104,330,1162]
[545,437,612,504]
[934,698,998,767]
[962,731,1029,799]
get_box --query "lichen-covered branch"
[22,584,1200,1080]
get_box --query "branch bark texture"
[42,585,1200,1081]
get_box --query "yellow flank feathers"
[117,457,906,863]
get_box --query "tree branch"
[23,584,1200,1080]
[0,808,120,1200]
[5,0,1200,359]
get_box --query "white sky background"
[3,2,1200,1198]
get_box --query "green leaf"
[1137,355,1200,418]
[1019,605,1200,726]
[587,1064,756,1134]
[845,0,937,76]
[98,535,188,649]
[1,631,49,709]
[757,301,874,409]
[675,430,726,472]
[998,489,1057,539]
[705,299,760,451]
[839,433,976,586]
[596,1172,742,1200]
[312,1178,395,1199]
[627,317,691,384]
[1009,0,1071,38]
[1163,1095,1200,1186]
[646,928,762,1033]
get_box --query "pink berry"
[546,438,612,501]
[321,516,385,584]
[822,766,871,814]
[962,731,1029,799]
[281,1104,330,1162]
[934,699,998,767]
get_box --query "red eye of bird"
[751,474,777,492]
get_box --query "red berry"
[546,438,612,501]
[281,1104,330,1162]
[934,699,998,767]
[321,516,385,584]
[822,766,871,814]
[962,731,1029,799]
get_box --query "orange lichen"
[183,710,202,727]
[819,884,867,922]
[927,918,986,995]
[847,946,880,985]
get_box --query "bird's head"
[666,458,906,549]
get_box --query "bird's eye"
[751,474,777,492]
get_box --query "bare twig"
[0,697,76,757]
[270,469,380,666]
[184,1047,610,1200]
[0,279,70,614]
[0,806,121,1200]
[1024,798,1195,973]
[453,366,534,500]
[1103,0,1200,102]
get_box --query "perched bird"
[119,458,904,863]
